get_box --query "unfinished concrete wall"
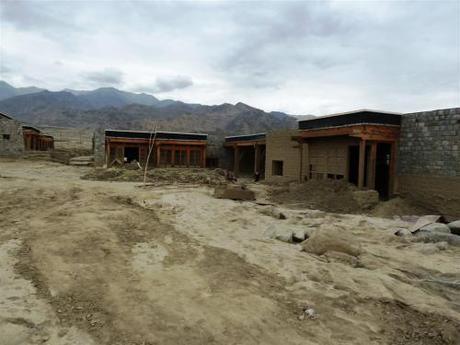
[0,115,24,156]
[398,107,460,219]
[265,129,303,182]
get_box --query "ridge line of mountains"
[0,81,314,137]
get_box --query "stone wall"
[0,115,24,156]
[398,107,460,219]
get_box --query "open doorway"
[375,143,391,199]
[124,146,139,163]
[348,145,359,185]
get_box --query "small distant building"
[0,112,54,157]
[22,125,54,151]
[95,129,208,168]
[0,112,24,156]
[224,133,266,177]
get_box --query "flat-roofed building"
[99,129,208,168]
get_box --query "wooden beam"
[298,141,303,182]
[224,139,266,147]
[202,147,206,168]
[156,144,161,167]
[358,139,366,189]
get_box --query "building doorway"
[124,146,139,163]
[375,143,391,199]
[348,145,359,185]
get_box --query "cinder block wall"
[265,129,303,181]
[0,116,24,156]
[398,107,460,219]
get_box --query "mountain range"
[0,81,313,136]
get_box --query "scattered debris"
[410,215,442,233]
[298,306,317,321]
[258,206,287,219]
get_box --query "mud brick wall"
[398,108,460,219]
[265,129,304,182]
[0,115,24,156]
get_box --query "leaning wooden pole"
[143,122,158,185]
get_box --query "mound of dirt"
[369,197,430,218]
[268,179,363,213]
[82,167,227,185]
[301,227,363,257]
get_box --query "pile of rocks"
[395,217,460,248]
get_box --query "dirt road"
[0,159,459,345]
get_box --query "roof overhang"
[295,124,400,142]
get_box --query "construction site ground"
[0,158,459,345]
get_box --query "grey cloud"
[83,68,123,85]
[136,76,194,94]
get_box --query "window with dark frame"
[272,160,283,176]
[3,134,10,140]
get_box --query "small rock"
[447,220,460,235]
[394,228,412,237]
[435,241,448,250]
[292,229,306,242]
[419,223,451,234]
[414,231,460,246]
[263,225,292,243]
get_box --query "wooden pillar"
[254,144,260,174]
[304,142,310,180]
[298,140,304,182]
[156,144,161,167]
[105,140,110,167]
[369,142,377,190]
[171,145,175,166]
[233,145,240,177]
[202,146,206,168]
[389,141,397,197]
[186,146,191,167]
[358,139,366,189]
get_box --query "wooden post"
[304,142,310,180]
[358,139,366,189]
[298,140,303,182]
[171,145,175,166]
[105,141,110,167]
[369,142,377,190]
[202,146,206,168]
[186,146,191,167]
[254,144,260,174]
[389,141,397,197]
[156,144,161,167]
[233,145,240,177]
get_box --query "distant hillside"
[0,81,311,138]
[0,81,44,101]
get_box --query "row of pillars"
[298,138,397,194]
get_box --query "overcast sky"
[0,0,459,115]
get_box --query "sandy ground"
[0,158,459,345]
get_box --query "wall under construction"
[265,129,305,181]
[398,107,460,219]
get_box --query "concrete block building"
[258,107,459,218]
